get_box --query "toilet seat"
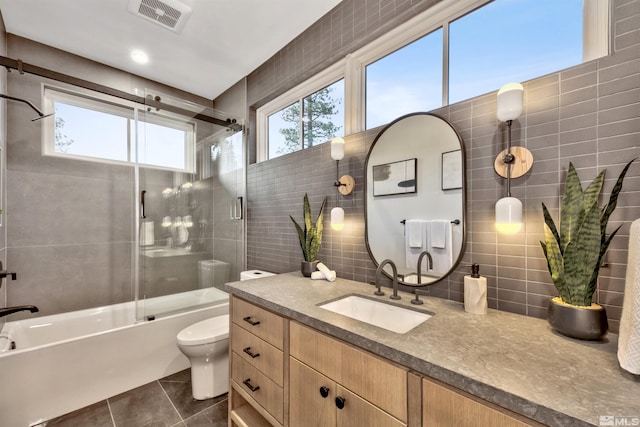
[177,315,229,346]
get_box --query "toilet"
[176,269,274,400]
[177,315,230,400]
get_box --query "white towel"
[618,218,640,375]
[405,220,428,269]
[428,220,452,275]
[406,220,423,248]
[316,263,336,282]
[431,220,448,248]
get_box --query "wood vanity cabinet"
[422,377,545,427]
[229,296,288,427]
[289,321,408,427]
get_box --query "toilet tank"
[198,260,230,291]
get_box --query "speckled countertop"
[226,272,640,427]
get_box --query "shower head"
[0,93,54,121]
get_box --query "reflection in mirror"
[365,112,465,286]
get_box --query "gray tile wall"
[245,0,640,332]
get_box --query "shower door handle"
[141,190,146,219]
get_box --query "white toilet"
[177,315,230,400]
[176,269,275,400]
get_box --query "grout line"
[106,398,117,427]
[158,379,185,422]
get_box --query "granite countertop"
[226,272,640,427]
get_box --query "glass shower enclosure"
[135,90,244,320]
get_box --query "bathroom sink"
[143,248,193,258]
[318,295,432,334]
[402,274,438,285]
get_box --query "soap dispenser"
[464,264,487,315]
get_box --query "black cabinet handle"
[242,378,260,392]
[243,347,260,358]
[243,316,260,326]
[335,396,346,409]
[319,386,330,398]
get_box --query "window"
[258,0,608,157]
[43,86,196,172]
[267,79,344,160]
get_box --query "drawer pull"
[243,316,261,326]
[243,347,260,358]
[319,386,330,398]
[242,378,260,392]
[335,396,346,409]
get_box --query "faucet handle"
[369,281,385,296]
[411,289,429,305]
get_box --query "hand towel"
[428,220,453,275]
[406,219,424,248]
[430,220,448,249]
[141,221,154,246]
[405,220,428,269]
[618,218,640,375]
[316,263,337,282]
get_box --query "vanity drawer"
[232,352,284,424]
[232,296,284,349]
[290,321,407,423]
[232,323,284,386]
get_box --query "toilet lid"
[177,315,229,345]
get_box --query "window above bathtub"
[42,86,196,172]
[256,0,609,160]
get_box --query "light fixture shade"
[331,207,345,230]
[495,196,523,234]
[496,83,524,122]
[331,136,345,161]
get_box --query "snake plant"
[540,159,636,306]
[290,193,326,262]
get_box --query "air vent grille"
[128,0,192,32]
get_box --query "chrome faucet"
[0,305,38,318]
[376,259,400,300]
[416,251,433,285]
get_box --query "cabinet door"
[290,358,336,427]
[335,385,406,427]
[423,377,541,427]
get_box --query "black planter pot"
[301,261,319,277]
[547,297,608,340]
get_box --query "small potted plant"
[541,159,635,340]
[290,193,327,277]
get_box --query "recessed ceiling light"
[131,50,149,64]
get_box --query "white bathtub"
[0,288,229,427]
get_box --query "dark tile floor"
[45,369,228,427]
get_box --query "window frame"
[42,84,197,173]
[256,0,609,162]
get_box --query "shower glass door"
[134,90,244,320]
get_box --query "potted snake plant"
[290,193,326,277]
[541,158,635,340]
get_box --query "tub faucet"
[0,305,38,318]
[416,251,433,285]
[0,261,17,286]
[376,259,400,300]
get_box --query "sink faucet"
[376,259,400,300]
[0,305,38,318]
[416,251,433,285]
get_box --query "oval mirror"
[365,112,466,286]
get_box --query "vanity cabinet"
[422,377,544,427]
[289,321,407,427]
[229,296,288,427]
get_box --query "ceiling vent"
[128,0,192,32]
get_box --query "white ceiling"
[0,0,342,100]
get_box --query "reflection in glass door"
[135,91,244,320]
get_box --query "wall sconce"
[330,137,355,231]
[494,83,533,234]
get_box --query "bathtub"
[0,287,229,427]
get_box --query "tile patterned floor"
[45,369,228,426]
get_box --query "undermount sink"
[318,295,433,334]
[402,274,438,285]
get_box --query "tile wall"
[245,0,640,331]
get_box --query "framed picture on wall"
[442,149,462,190]
[373,158,417,196]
